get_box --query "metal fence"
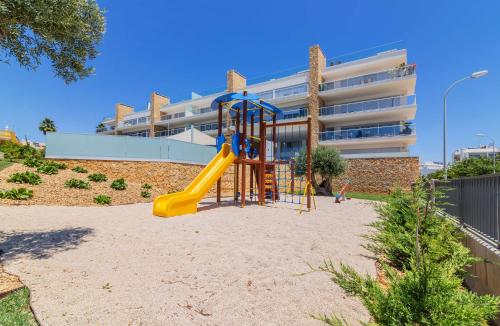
[435,174,500,247]
[45,133,216,164]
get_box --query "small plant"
[110,178,127,190]
[72,166,88,173]
[88,173,107,182]
[141,190,151,198]
[0,188,33,200]
[37,164,59,175]
[142,183,152,190]
[23,157,43,168]
[94,195,111,205]
[7,171,42,185]
[49,161,67,170]
[65,178,90,189]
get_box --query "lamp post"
[476,133,496,174]
[443,70,488,180]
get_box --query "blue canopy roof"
[211,92,283,116]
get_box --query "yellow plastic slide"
[153,143,236,217]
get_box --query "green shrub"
[7,171,42,185]
[142,183,152,190]
[71,166,88,173]
[88,173,107,182]
[23,157,43,168]
[44,161,67,170]
[36,164,59,175]
[0,141,42,161]
[0,188,33,200]
[311,181,500,325]
[94,195,111,205]
[141,190,151,198]
[428,155,500,180]
[64,178,90,189]
[110,178,127,190]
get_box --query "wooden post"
[241,93,248,207]
[234,109,240,203]
[259,106,266,205]
[217,102,222,205]
[272,114,277,202]
[306,116,312,210]
[250,114,255,200]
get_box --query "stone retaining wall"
[56,156,419,197]
[55,159,238,196]
[331,157,420,194]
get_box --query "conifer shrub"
[310,181,500,325]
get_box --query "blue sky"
[1,0,499,163]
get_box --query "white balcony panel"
[319,76,416,102]
[320,134,416,149]
[322,49,407,81]
[320,104,416,125]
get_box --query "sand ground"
[0,197,378,325]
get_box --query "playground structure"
[335,180,351,203]
[153,92,312,217]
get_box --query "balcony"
[96,125,115,134]
[255,83,308,105]
[155,127,186,138]
[319,64,416,102]
[319,95,416,124]
[319,124,416,148]
[116,116,150,130]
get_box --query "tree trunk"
[313,175,333,196]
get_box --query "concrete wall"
[331,156,420,193]
[462,232,500,325]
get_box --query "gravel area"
[0,197,378,325]
[0,163,166,206]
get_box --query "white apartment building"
[420,161,444,176]
[97,45,417,160]
[453,146,500,161]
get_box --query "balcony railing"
[255,83,308,101]
[320,95,416,117]
[319,124,415,142]
[118,117,150,129]
[96,125,115,133]
[319,64,416,92]
[155,127,186,137]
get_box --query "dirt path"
[0,197,377,325]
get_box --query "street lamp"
[443,70,488,180]
[476,133,496,174]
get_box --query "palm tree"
[96,123,105,133]
[39,118,56,135]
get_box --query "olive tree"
[296,146,346,195]
[0,0,105,83]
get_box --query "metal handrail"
[319,64,416,92]
[320,95,416,116]
[319,124,416,141]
